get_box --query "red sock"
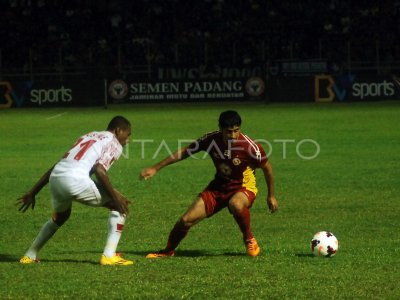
[233,207,253,241]
[165,220,190,251]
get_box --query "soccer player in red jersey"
[141,110,278,257]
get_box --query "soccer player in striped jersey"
[141,110,278,257]
[17,116,134,265]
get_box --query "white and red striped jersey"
[51,131,122,178]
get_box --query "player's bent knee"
[228,195,248,214]
[52,209,71,226]
[179,216,195,228]
[228,202,244,215]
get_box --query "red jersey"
[185,131,268,195]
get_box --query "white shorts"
[49,176,111,212]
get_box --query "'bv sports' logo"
[0,81,33,108]
[314,75,355,102]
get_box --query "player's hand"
[16,192,36,213]
[266,195,278,213]
[112,195,131,215]
[140,167,157,180]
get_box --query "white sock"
[103,210,126,258]
[25,219,60,260]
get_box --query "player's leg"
[228,190,260,257]
[146,196,208,258]
[93,185,133,266]
[20,178,72,264]
[20,208,71,261]
[99,209,133,265]
[20,209,71,264]
[20,177,72,264]
[166,195,208,250]
[229,191,253,240]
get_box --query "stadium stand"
[1,0,399,75]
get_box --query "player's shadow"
[125,249,245,257]
[123,250,152,256]
[42,258,98,265]
[0,254,19,262]
[0,253,99,265]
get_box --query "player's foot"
[100,254,134,266]
[245,237,260,257]
[19,255,40,264]
[146,250,175,259]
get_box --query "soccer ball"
[311,231,339,257]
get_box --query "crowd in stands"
[1,0,399,73]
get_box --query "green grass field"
[1,101,399,299]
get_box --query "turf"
[0,102,399,299]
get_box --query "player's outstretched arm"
[261,161,278,213]
[140,147,190,180]
[16,165,55,212]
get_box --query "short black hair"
[218,110,241,128]
[107,116,131,130]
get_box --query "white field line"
[46,112,68,120]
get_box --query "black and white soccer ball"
[311,231,339,257]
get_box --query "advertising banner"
[2,74,398,108]
[0,80,103,108]
[314,74,400,102]
[265,74,400,102]
[107,77,266,104]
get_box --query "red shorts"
[199,186,256,217]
